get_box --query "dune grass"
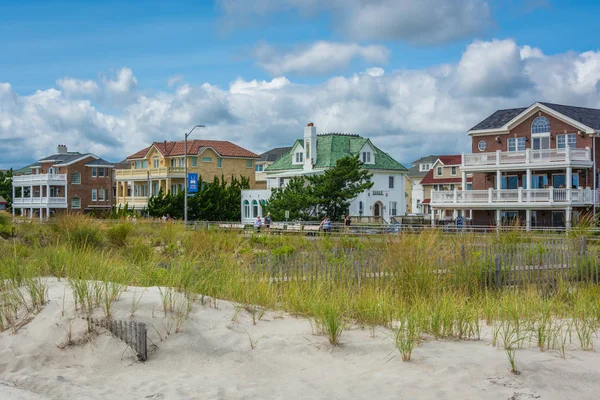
[0,214,599,371]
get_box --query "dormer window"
[437,166,443,176]
[419,163,430,172]
[362,152,371,163]
[295,152,303,163]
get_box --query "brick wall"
[63,157,113,212]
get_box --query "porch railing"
[462,147,591,168]
[432,188,597,205]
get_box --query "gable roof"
[0,196,6,204]
[259,147,293,162]
[407,155,441,178]
[435,155,462,166]
[470,102,600,132]
[128,140,259,160]
[420,168,472,185]
[266,133,406,172]
[85,159,115,167]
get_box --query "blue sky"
[1,0,600,169]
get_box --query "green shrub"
[0,211,11,226]
[271,245,296,256]
[69,226,103,249]
[106,223,132,247]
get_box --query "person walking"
[319,216,332,234]
[254,216,263,233]
[344,214,352,233]
[264,212,272,233]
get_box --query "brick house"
[115,140,259,210]
[420,155,472,220]
[430,102,600,229]
[12,145,115,218]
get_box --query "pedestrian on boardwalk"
[254,216,263,233]
[264,213,272,233]
[344,214,351,233]
[319,216,332,234]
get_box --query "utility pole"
[184,124,206,225]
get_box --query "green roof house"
[241,123,407,223]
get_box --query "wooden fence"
[88,318,148,361]
[252,238,599,288]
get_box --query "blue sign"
[187,173,199,193]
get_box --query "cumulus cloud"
[2,39,600,170]
[167,75,184,88]
[218,0,491,45]
[101,67,138,97]
[56,78,100,97]
[254,41,389,76]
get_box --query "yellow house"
[115,140,259,209]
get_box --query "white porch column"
[526,168,532,202]
[461,171,467,190]
[453,209,458,219]
[496,209,502,232]
[65,183,68,213]
[566,206,572,229]
[11,185,15,217]
[430,206,435,226]
[46,207,49,220]
[525,209,531,231]
[496,169,502,190]
[566,167,572,202]
[30,208,33,219]
[130,181,134,204]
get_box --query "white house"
[241,123,408,224]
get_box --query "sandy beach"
[1,279,599,400]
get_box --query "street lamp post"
[184,124,206,225]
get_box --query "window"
[532,116,550,134]
[202,157,212,163]
[420,164,430,172]
[71,197,81,209]
[92,167,97,177]
[501,176,518,189]
[247,159,253,168]
[178,158,184,167]
[362,152,371,163]
[70,172,81,184]
[451,166,457,176]
[91,189,97,201]
[170,159,176,167]
[466,183,473,190]
[98,188,105,201]
[478,140,487,152]
[359,201,364,215]
[134,161,141,169]
[295,152,304,163]
[252,200,259,218]
[389,202,397,216]
[152,182,160,195]
[437,166,442,176]
[217,158,223,168]
[508,137,526,152]
[153,157,160,168]
[553,173,579,188]
[243,200,250,219]
[98,168,105,177]
[191,157,197,167]
[532,136,550,150]
[142,160,148,169]
[389,176,394,189]
[450,184,455,190]
[255,164,263,172]
[530,175,549,189]
[279,177,284,187]
[557,134,576,149]
[170,184,177,194]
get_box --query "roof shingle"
[128,140,259,159]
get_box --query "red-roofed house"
[115,139,260,209]
[420,155,472,220]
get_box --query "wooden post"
[494,254,502,289]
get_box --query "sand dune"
[1,279,599,400]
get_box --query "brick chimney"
[57,144,67,154]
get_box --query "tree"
[266,156,373,222]
[0,169,13,208]
[265,176,316,221]
[307,156,373,221]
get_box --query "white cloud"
[101,67,138,97]
[2,39,600,170]
[168,75,184,88]
[218,0,492,45]
[56,77,100,97]
[254,41,389,76]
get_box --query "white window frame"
[92,167,97,177]
[91,189,97,202]
[191,157,197,167]
[170,158,176,167]
[70,172,81,184]
[557,133,576,149]
[217,157,223,168]
[98,168,105,177]
[389,201,397,216]
[153,157,160,168]
[178,158,185,167]
[437,166,443,176]
[294,152,304,164]
[362,152,372,164]
[477,140,487,152]
[507,137,526,152]
[71,197,81,209]
[451,166,457,176]
[202,157,213,163]
[98,188,105,201]
[389,176,394,189]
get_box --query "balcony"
[431,188,598,208]
[116,196,150,209]
[13,173,67,185]
[12,197,67,208]
[462,148,592,171]
[115,167,186,180]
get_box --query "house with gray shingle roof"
[255,147,293,188]
[430,102,600,229]
[241,123,407,224]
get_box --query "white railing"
[13,197,67,205]
[462,147,591,168]
[116,167,186,179]
[13,174,67,184]
[431,188,597,205]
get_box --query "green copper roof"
[266,134,406,172]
